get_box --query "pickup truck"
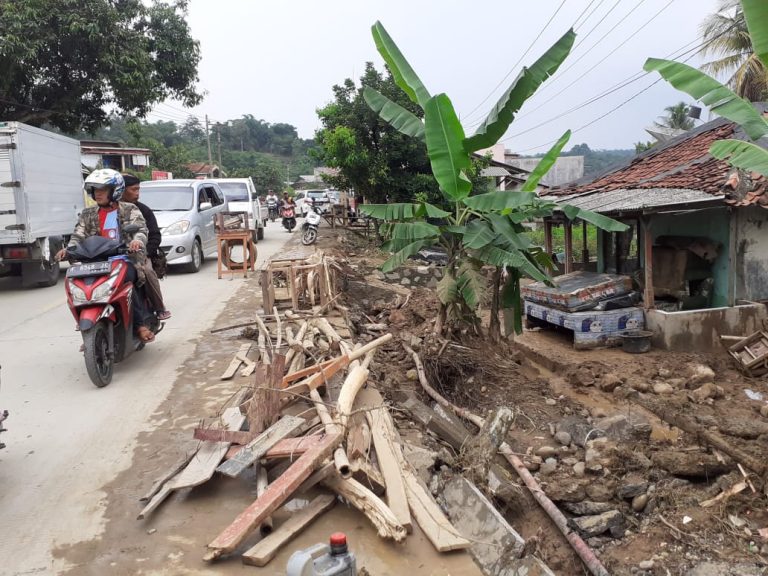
[215,178,268,240]
[0,122,84,287]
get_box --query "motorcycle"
[0,365,7,450]
[64,229,162,388]
[282,205,297,232]
[301,205,321,245]
[268,204,279,222]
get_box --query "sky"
[149,0,722,154]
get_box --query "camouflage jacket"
[67,201,149,284]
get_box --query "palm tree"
[655,102,695,131]
[699,0,768,101]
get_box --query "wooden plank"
[281,356,342,386]
[241,494,336,567]
[216,414,305,478]
[237,353,256,377]
[138,408,244,519]
[642,217,654,309]
[193,428,254,444]
[400,393,471,452]
[206,432,341,560]
[220,343,252,380]
[361,388,412,532]
[263,435,324,460]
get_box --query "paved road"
[0,224,290,575]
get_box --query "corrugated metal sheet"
[481,166,511,177]
[550,188,725,215]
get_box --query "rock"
[686,561,765,576]
[545,398,557,406]
[571,510,625,538]
[632,493,649,512]
[557,415,597,448]
[650,424,681,443]
[761,405,768,419]
[584,448,601,464]
[540,458,558,475]
[617,474,649,499]
[400,277,411,286]
[657,368,671,378]
[524,459,540,472]
[569,367,596,387]
[385,273,400,281]
[585,482,614,502]
[561,500,615,516]
[653,382,674,395]
[405,369,418,381]
[536,445,558,459]
[591,407,607,419]
[546,481,586,502]
[573,462,586,477]
[402,443,437,484]
[667,377,687,388]
[562,457,578,466]
[599,373,623,392]
[690,382,724,403]
[555,431,572,446]
[686,364,715,388]
[628,378,650,393]
[639,559,654,570]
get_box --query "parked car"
[295,189,331,216]
[139,179,227,273]
[214,177,267,240]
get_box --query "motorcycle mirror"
[123,224,140,234]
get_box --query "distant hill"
[560,143,634,180]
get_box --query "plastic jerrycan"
[286,532,357,576]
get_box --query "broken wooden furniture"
[259,251,336,313]
[215,211,256,279]
[725,330,768,377]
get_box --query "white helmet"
[84,168,125,202]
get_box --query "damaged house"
[529,115,768,351]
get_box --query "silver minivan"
[139,179,227,273]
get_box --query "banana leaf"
[709,139,768,176]
[520,130,572,192]
[644,58,768,141]
[476,244,549,283]
[371,21,431,108]
[743,0,768,70]
[457,260,485,310]
[363,87,425,141]
[486,213,532,250]
[388,221,441,241]
[360,203,419,220]
[561,205,629,232]
[424,94,472,201]
[381,239,430,273]
[462,219,496,249]
[464,29,576,152]
[501,271,523,335]
[420,202,451,218]
[436,270,459,305]
[462,189,535,211]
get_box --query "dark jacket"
[135,201,161,257]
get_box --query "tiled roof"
[546,109,768,209]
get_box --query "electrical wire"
[572,0,601,31]
[461,0,568,122]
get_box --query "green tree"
[635,141,655,154]
[315,62,437,204]
[0,0,202,132]
[699,0,768,101]
[655,102,695,130]
[361,22,627,340]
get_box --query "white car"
[215,178,268,240]
[295,189,331,216]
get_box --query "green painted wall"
[645,208,731,307]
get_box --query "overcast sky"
[150,0,721,154]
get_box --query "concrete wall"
[646,303,767,351]
[734,206,768,302]
[646,208,731,307]
[505,155,584,186]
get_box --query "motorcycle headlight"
[69,282,88,305]
[164,220,190,236]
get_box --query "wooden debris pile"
[259,250,339,313]
[138,306,470,567]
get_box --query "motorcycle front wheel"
[83,320,113,388]
[302,227,317,245]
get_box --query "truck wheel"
[182,239,203,273]
[257,226,264,241]
[36,259,61,287]
[83,320,113,388]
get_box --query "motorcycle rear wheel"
[302,228,317,245]
[83,320,113,388]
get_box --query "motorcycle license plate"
[67,261,112,278]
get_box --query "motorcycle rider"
[121,174,171,321]
[56,169,156,343]
[281,194,296,232]
[266,189,279,219]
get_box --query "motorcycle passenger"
[56,169,156,343]
[121,174,171,321]
[281,194,296,232]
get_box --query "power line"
[572,0,601,30]
[570,0,623,51]
[461,0,568,123]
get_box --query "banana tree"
[644,0,768,176]
[362,22,628,338]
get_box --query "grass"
[527,223,599,258]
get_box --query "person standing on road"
[122,174,171,321]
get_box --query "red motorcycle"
[64,230,161,388]
[282,205,297,232]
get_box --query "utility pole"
[286,162,290,189]
[205,114,213,177]
[216,123,222,171]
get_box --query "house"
[187,162,222,178]
[80,140,151,171]
[293,167,339,190]
[538,112,768,350]
[477,143,582,188]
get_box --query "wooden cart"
[727,330,768,377]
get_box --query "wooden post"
[642,216,654,310]
[544,220,553,256]
[582,220,589,265]
[564,220,573,274]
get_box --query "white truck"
[215,177,268,241]
[0,122,84,287]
